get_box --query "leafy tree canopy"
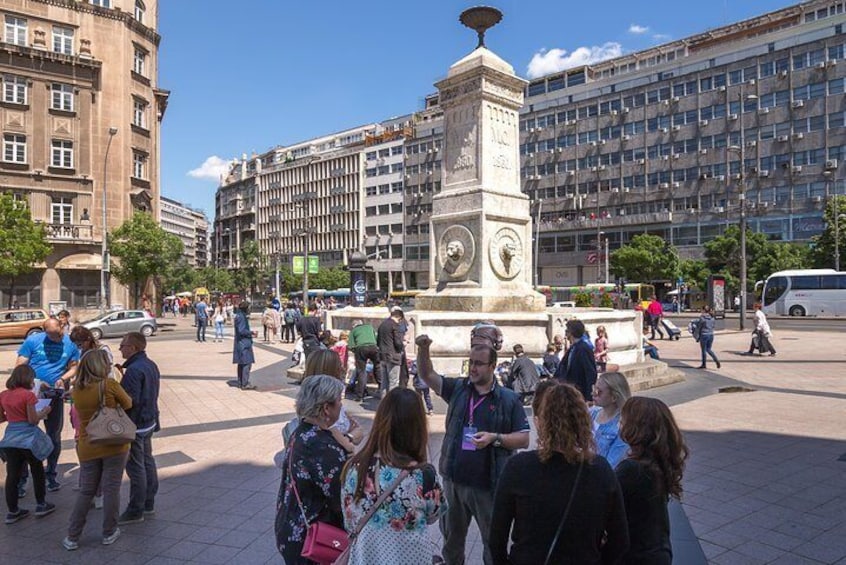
[610,234,679,283]
[810,195,846,269]
[0,193,52,307]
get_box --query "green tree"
[109,212,183,307]
[0,193,52,307]
[195,266,236,293]
[234,240,262,297]
[751,242,810,284]
[810,195,846,269]
[610,234,680,283]
[679,259,709,290]
[310,266,350,290]
[703,225,770,295]
[160,260,198,295]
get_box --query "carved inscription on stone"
[488,104,515,171]
[489,227,523,280]
[438,224,475,280]
[445,104,479,182]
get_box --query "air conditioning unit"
[404,174,411,179]
[825,159,838,170]
[599,139,607,145]
[662,100,671,106]
[623,188,630,193]
[700,148,708,155]
[598,165,607,171]
[688,208,697,214]
[700,120,709,127]
[567,119,578,125]
[672,96,680,103]
[662,155,670,161]
[622,107,630,114]
[714,206,725,212]
[556,147,563,153]
[792,99,805,108]
[827,59,837,68]
[672,125,681,132]
[716,175,726,181]
[611,187,620,193]
[660,127,669,133]
[813,195,823,202]
[591,166,598,172]
[777,135,789,142]
[793,132,804,139]
[761,201,770,208]
[672,182,680,188]
[733,173,742,180]
[567,170,575,175]
[433,147,439,152]
[590,141,598,147]
[611,110,619,116]
[719,85,727,92]
[673,154,681,160]
[729,113,739,120]
[659,182,670,189]
[816,61,827,69]
[638,159,646,165]
[622,135,631,141]
[779,69,789,78]
[748,79,756,86]
[701,172,713,179]
[529,128,536,133]
[792,166,803,173]
[759,107,770,115]
[537,127,544,132]
[549,149,555,154]
[427,149,433,154]
[747,140,758,147]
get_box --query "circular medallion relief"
[489,227,523,280]
[437,225,476,279]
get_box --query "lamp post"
[101,127,118,313]
[533,198,542,288]
[297,191,316,314]
[835,207,846,271]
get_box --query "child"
[0,365,56,524]
[409,358,433,416]
[330,331,352,388]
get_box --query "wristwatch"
[493,433,502,448]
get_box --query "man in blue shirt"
[16,318,80,491]
[416,330,530,565]
[194,297,208,342]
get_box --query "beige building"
[0,0,168,312]
[159,196,209,268]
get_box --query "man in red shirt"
[646,296,665,340]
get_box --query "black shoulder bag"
[544,458,585,565]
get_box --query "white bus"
[760,269,846,317]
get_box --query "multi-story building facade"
[214,154,257,270]
[159,196,208,267]
[0,0,167,311]
[519,0,846,286]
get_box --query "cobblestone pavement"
[0,316,844,564]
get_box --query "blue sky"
[159,0,795,218]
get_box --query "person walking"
[275,375,347,564]
[489,383,629,565]
[696,306,720,369]
[195,297,209,342]
[589,372,631,469]
[748,302,776,356]
[594,325,609,374]
[506,344,540,406]
[377,307,406,396]
[646,296,665,340]
[62,350,133,551]
[340,387,445,564]
[348,319,380,402]
[416,329,531,565]
[16,317,80,492]
[233,301,257,390]
[0,365,56,524]
[553,319,598,402]
[617,397,689,564]
[283,303,299,344]
[213,302,226,343]
[117,332,160,525]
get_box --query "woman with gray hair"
[275,375,347,564]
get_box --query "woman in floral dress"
[341,388,445,564]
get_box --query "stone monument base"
[414,286,547,315]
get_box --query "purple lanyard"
[468,393,486,427]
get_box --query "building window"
[90,0,111,7]
[59,270,100,308]
[134,1,146,24]
[4,16,27,46]
[133,99,147,128]
[133,49,146,76]
[3,134,26,163]
[3,75,27,105]
[51,83,74,111]
[51,140,73,168]
[51,197,73,224]
[52,26,74,54]
[133,152,146,179]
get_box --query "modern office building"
[0,0,168,311]
[214,154,257,270]
[519,0,846,286]
[159,196,209,267]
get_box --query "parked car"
[81,309,157,339]
[0,308,48,340]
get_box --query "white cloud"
[653,33,672,42]
[629,24,649,34]
[526,42,624,79]
[187,156,231,181]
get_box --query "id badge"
[461,426,477,451]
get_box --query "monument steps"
[618,360,685,392]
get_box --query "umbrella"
[176,291,193,297]
[164,295,177,300]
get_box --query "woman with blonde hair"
[490,383,629,564]
[62,349,133,551]
[303,350,363,453]
[617,397,689,564]
[589,372,632,468]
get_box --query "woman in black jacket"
[616,397,689,565]
[490,383,629,565]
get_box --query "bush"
[599,293,614,308]
[574,291,593,307]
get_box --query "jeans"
[67,452,128,540]
[214,320,224,340]
[44,394,64,482]
[353,346,380,399]
[125,430,158,515]
[380,361,402,395]
[284,323,297,343]
[700,334,719,366]
[196,319,207,341]
[418,388,433,412]
[441,479,494,565]
[4,448,45,511]
[237,363,252,387]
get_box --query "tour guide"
[416,329,530,565]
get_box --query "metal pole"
[533,199,542,288]
[596,199,602,283]
[604,236,609,284]
[101,127,117,314]
[275,255,281,299]
[302,198,310,315]
[836,197,840,271]
[739,90,747,331]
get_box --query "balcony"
[45,223,94,242]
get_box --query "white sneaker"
[102,528,121,546]
[62,537,79,551]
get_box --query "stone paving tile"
[189,543,243,564]
[157,540,208,561]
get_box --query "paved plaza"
[0,316,845,564]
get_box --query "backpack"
[284,309,295,325]
[687,320,701,342]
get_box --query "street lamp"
[728,89,757,330]
[835,207,846,271]
[533,198,542,288]
[101,127,118,313]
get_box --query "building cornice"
[0,41,102,71]
[31,0,162,46]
